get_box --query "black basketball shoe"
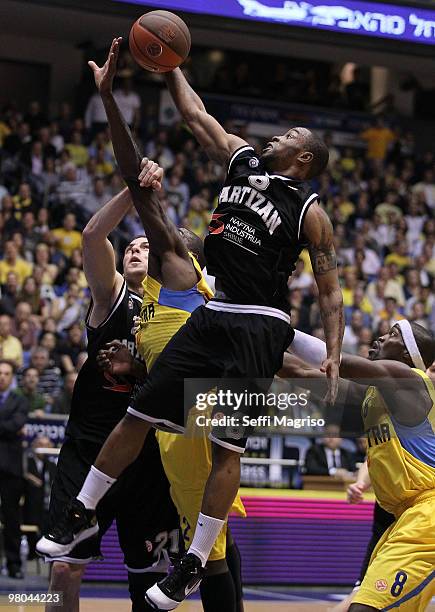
[36,498,98,558]
[145,553,204,610]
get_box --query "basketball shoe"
[145,552,204,610]
[36,499,98,557]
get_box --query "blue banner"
[115,0,435,45]
[24,415,67,446]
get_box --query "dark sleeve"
[226,145,256,182]
[304,445,329,476]
[0,395,30,436]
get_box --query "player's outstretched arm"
[89,38,143,183]
[304,203,344,404]
[165,68,246,165]
[279,352,366,421]
[82,187,131,305]
[89,39,197,289]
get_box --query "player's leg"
[353,497,435,611]
[329,503,395,612]
[147,311,292,609]
[200,558,237,612]
[46,562,85,612]
[226,529,244,612]
[116,435,182,612]
[41,439,107,611]
[38,313,214,559]
[156,429,243,612]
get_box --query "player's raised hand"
[321,357,340,405]
[88,37,122,95]
[138,157,163,191]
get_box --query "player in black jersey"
[39,38,344,611]
[37,186,180,611]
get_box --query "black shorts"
[128,303,293,452]
[47,433,180,571]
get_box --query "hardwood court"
[78,600,435,612]
[0,602,330,612]
[4,601,435,612]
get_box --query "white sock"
[76,465,117,510]
[188,513,225,567]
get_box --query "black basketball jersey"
[66,279,144,444]
[204,145,318,314]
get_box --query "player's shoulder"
[127,287,143,310]
[227,145,260,175]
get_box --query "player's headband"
[393,319,426,371]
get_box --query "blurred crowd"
[0,81,434,424]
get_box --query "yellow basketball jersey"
[137,253,213,371]
[135,253,246,528]
[362,368,435,517]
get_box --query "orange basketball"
[129,10,191,73]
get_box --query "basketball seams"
[138,12,190,57]
[130,24,182,72]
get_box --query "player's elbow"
[82,223,96,242]
[278,353,304,379]
[184,107,207,127]
[82,221,105,244]
[319,283,343,303]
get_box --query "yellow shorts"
[156,411,246,562]
[353,496,435,611]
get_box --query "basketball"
[129,10,191,73]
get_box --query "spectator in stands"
[56,164,88,209]
[0,271,20,316]
[52,370,77,415]
[145,129,175,170]
[12,183,34,220]
[85,91,107,137]
[34,243,58,286]
[305,424,355,477]
[288,258,313,292]
[18,277,44,316]
[65,130,89,168]
[113,77,141,130]
[343,310,365,354]
[24,100,46,135]
[360,116,396,165]
[0,240,33,285]
[412,169,435,211]
[374,296,405,329]
[12,301,39,349]
[384,241,411,272]
[23,436,57,559]
[57,323,86,372]
[0,360,29,579]
[20,346,62,410]
[51,212,82,259]
[52,282,85,333]
[21,211,40,258]
[15,367,46,415]
[410,300,430,329]
[0,314,23,367]
[81,177,109,218]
